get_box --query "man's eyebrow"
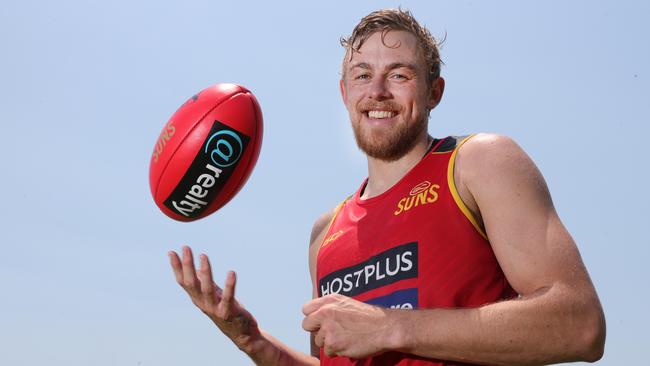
[348,62,417,71]
[349,62,371,70]
[387,62,417,71]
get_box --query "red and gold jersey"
[316,135,517,366]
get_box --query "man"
[169,9,606,366]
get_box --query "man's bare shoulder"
[454,133,548,225]
[458,133,527,167]
[456,133,541,189]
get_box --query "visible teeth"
[368,110,395,119]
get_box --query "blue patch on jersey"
[365,288,418,309]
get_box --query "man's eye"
[355,74,370,80]
[391,73,407,80]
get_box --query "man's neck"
[361,133,433,200]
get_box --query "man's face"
[340,30,443,161]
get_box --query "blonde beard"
[352,117,428,161]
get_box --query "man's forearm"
[386,285,605,365]
[244,330,319,366]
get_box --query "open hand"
[169,246,261,352]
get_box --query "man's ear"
[339,79,347,102]
[428,77,445,110]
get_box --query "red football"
[149,83,263,221]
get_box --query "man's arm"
[307,208,338,358]
[169,246,318,366]
[400,133,605,364]
[302,134,605,365]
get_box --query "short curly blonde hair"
[341,8,443,83]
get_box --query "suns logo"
[394,181,440,216]
[152,121,176,163]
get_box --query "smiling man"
[169,8,606,366]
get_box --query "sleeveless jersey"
[316,135,517,366]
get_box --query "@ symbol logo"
[205,129,244,168]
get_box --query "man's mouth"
[366,110,396,119]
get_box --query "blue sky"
[0,1,648,365]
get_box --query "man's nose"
[369,77,391,100]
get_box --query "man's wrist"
[243,330,312,366]
[382,308,413,353]
[235,331,267,356]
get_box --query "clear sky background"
[1,1,648,365]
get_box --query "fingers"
[181,246,199,291]
[302,298,321,316]
[324,345,337,358]
[221,271,237,306]
[215,271,238,320]
[314,329,325,348]
[302,294,340,316]
[171,246,221,299]
[313,330,337,358]
[168,250,183,285]
[302,312,322,332]
[171,246,251,324]
[198,254,216,296]
[302,295,343,332]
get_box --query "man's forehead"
[359,30,418,51]
[343,31,423,71]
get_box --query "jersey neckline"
[353,137,447,207]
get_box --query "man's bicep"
[461,135,591,295]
